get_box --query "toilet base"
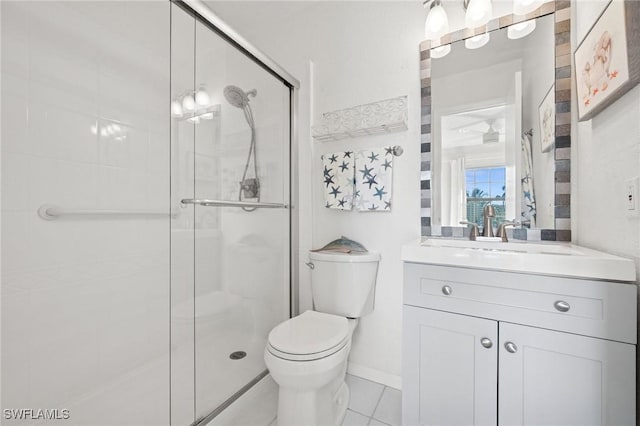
[266,318,359,426]
[276,379,349,426]
[334,382,350,426]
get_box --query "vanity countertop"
[402,238,637,282]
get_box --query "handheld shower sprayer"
[224,85,259,211]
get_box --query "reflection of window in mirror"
[465,167,506,227]
[437,104,515,227]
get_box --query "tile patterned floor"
[341,374,402,426]
[243,373,401,426]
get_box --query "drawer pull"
[554,300,570,312]
[480,337,493,349]
[504,341,518,353]
[442,285,452,296]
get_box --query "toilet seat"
[267,311,349,361]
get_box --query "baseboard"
[347,361,402,390]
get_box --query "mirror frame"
[419,0,571,241]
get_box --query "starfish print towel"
[321,151,355,210]
[355,147,393,212]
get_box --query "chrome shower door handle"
[181,199,288,209]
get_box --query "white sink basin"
[401,238,636,281]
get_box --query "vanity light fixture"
[172,87,219,124]
[513,0,542,16]
[507,19,537,39]
[431,43,451,59]
[182,93,196,112]
[464,0,493,29]
[195,85,210,107]
[171,100,183,118]
[465,32,490,49]
[92,120,128,141]
[423,0,449,40]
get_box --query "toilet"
[264,250,380,426]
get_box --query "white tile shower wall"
[209,1,425,387]
[1,2,170,424]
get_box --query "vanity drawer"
[419,278,603,320]
[404,263,637,344]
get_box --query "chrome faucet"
[459,221,479,241]
[461,213,520,242]
[496,220,520,242]
[482,204,495,237]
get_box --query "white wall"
[209,1,425,388]
[572,0,640,418]
[572,1,640,280]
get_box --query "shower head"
[224,85,257,108]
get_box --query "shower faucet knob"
[240,178,260,199]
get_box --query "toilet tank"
[308,251,380,318]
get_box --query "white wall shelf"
[312,96,408,141]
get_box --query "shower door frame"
[173,1,300,424]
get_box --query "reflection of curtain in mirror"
[520,134,536,227]
[449,158,467,224]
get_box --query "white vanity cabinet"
[403,307,498,426]
[402,262,637,426]
[498,322,635,426]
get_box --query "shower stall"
[0,1,298,425]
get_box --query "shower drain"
[229,351,247,360]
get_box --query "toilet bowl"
[265,311,358,426]
[264,250,380,426]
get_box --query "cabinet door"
[403,306,498,426]
[499,322,635,426]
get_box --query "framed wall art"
[575,0,640,121]
[538,83,555,153]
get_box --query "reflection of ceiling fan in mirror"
[448,118,502,144]
[482,119,500,144]
[441,105,507,148]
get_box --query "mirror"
[430,14,558,233]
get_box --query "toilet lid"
[268,310,349,356]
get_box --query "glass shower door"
[192,18,290,422]
[170,4,291,424]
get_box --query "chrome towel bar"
[180,199,288,209]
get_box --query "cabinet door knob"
[480,337,493,349]
[442,285,452,296]
[504,341,518,353]
[554,300,570,312]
